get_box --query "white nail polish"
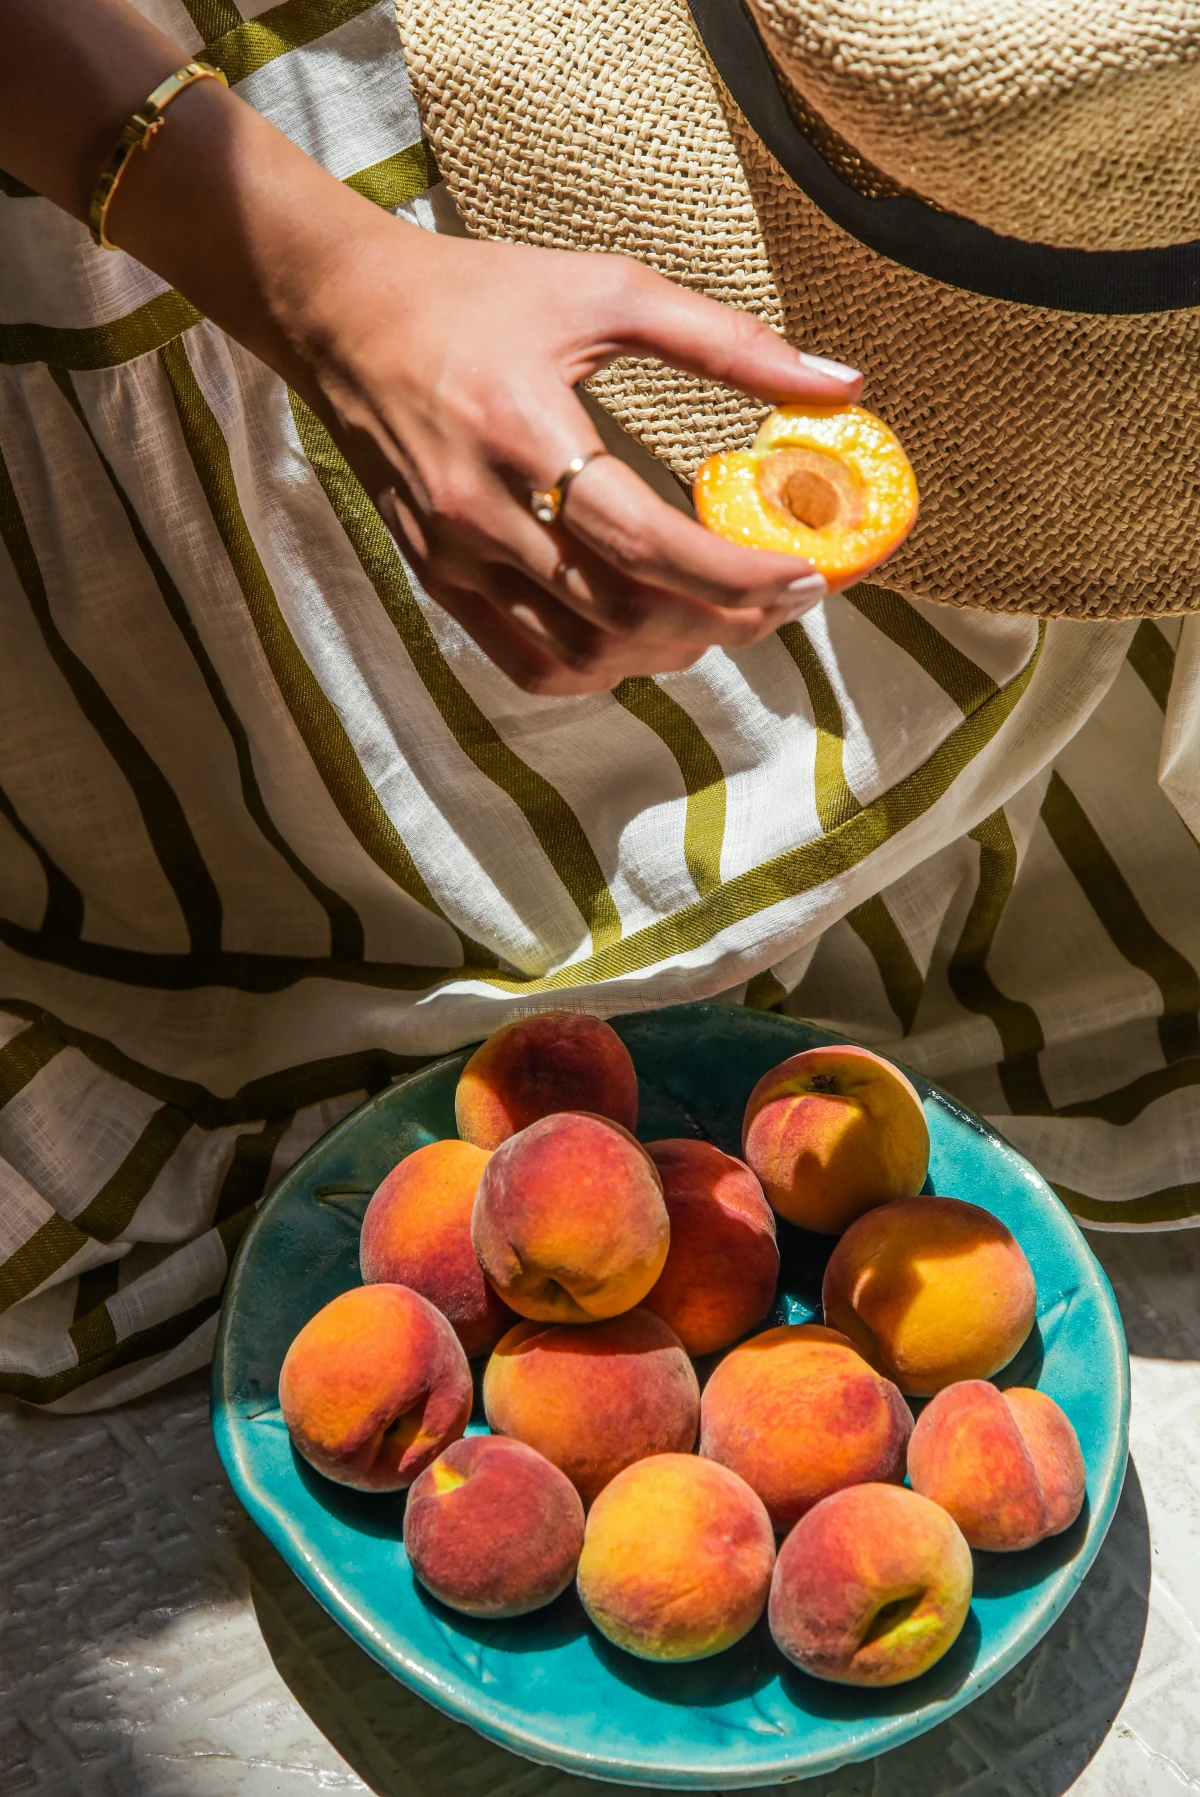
[797,351,862,384]
[784,572,828,602]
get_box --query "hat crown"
[748,0,1200,249]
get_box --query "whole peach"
[472,1112,669,1324]
[279,1284,472,1491]
[483,1309,700,1505]
[822,1195,1037,1396]
[456,1011,638,1149]
[908,1381,1086,1551]
[699,1324,911,1532]
[577,1454,775,1661]
[742,1044,929,1233]
[769,1483,973,1686]
[404,1435,585,1616]
[360,1139,514,1356]
[640,1139,779,1356]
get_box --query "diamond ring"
[530,450,608,525]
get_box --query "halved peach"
[693,405,918,585]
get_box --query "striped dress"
[2,0,1198,1410]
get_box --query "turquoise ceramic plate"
[212,1003,1129,1789]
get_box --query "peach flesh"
[641,1138,780,1356]
[699,1323,912,1532]
[404,1435,585,1616]
[483,1308,700,1505]
[907,1381,1086,1551]
[822,1194,1038,1396]
[360,1138,514,1357]
[742,1044,929,1235]
[769,1483,973,1686]
[693,405,919,585]
[577,1453,776,1662]
[278,1284,472,1491]
[455,1010,639,1150]
[472,1112,669,1324]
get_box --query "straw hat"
[400,0,1200,620]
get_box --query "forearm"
[0,0,422,394]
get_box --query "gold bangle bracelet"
[88,61,229,251]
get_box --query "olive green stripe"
[947,809,1053,1114]
[48,365,364,961]
[845,584,999,716]
[0,1102,192,1318]
[0,168,38,199]
[64,1106,199,1358]
[344,143,438,210]
[613,678,727,898]
[0,290,203,372]
[0,1022,65,1109]
[0,777,84,940]
[75,1106,194,1243]
[847,894,923,1035]
[213,1112,294,1225]
[0,617,1045,1005]
[1058,1183,1200,1227]
[1041,771,1200,1063]
[160,342,478,959]
[70,1259,122,1363]
[0,999,427,1126]
[778,620,861,832]
[0,434,224,954]
[744,968,786,1011]
[0,1213,88,1315]
[0,1290,222,1404]
[180,0,244,41]
[69,1260,122,1363]
[72,1258,121,1321]
[1049,1054,1200,1126]
[287,394,621,950]
[204,0,378,85]
[216,1199,263,1261]
[0,916,459,989]
[470,620,1047,995]
[1127,619,1175,713]
[0,148,431,371]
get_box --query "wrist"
[104,74,429,396]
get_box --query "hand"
[0,0,863,696]
[292,229,863,693]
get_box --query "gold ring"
[530,450,607,524]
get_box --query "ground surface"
[3,1229,1198,1797]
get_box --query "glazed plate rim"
[211,1003,1130,1789]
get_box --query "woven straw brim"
[402,0,1200,620]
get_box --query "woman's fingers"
[559,452,836,606]
[412,554,707,696]
[575,257,863,407]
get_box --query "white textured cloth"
[1,0,1198,1410]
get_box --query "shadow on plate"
[292,1446,408,1540]
[588,1611,779,1709]
[971,1497,1090,1597]
[779,1607,982,1722]
[242,1457,1151,1797]
[410,1571,592,1654]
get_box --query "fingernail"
[783,573,828,611]
[797,351,861,384]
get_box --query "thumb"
[587,260,863,406]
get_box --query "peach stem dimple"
[861,1589,922,1647]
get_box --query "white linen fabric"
[1,0,1198,1410]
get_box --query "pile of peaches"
[279,1013,1085,1689]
